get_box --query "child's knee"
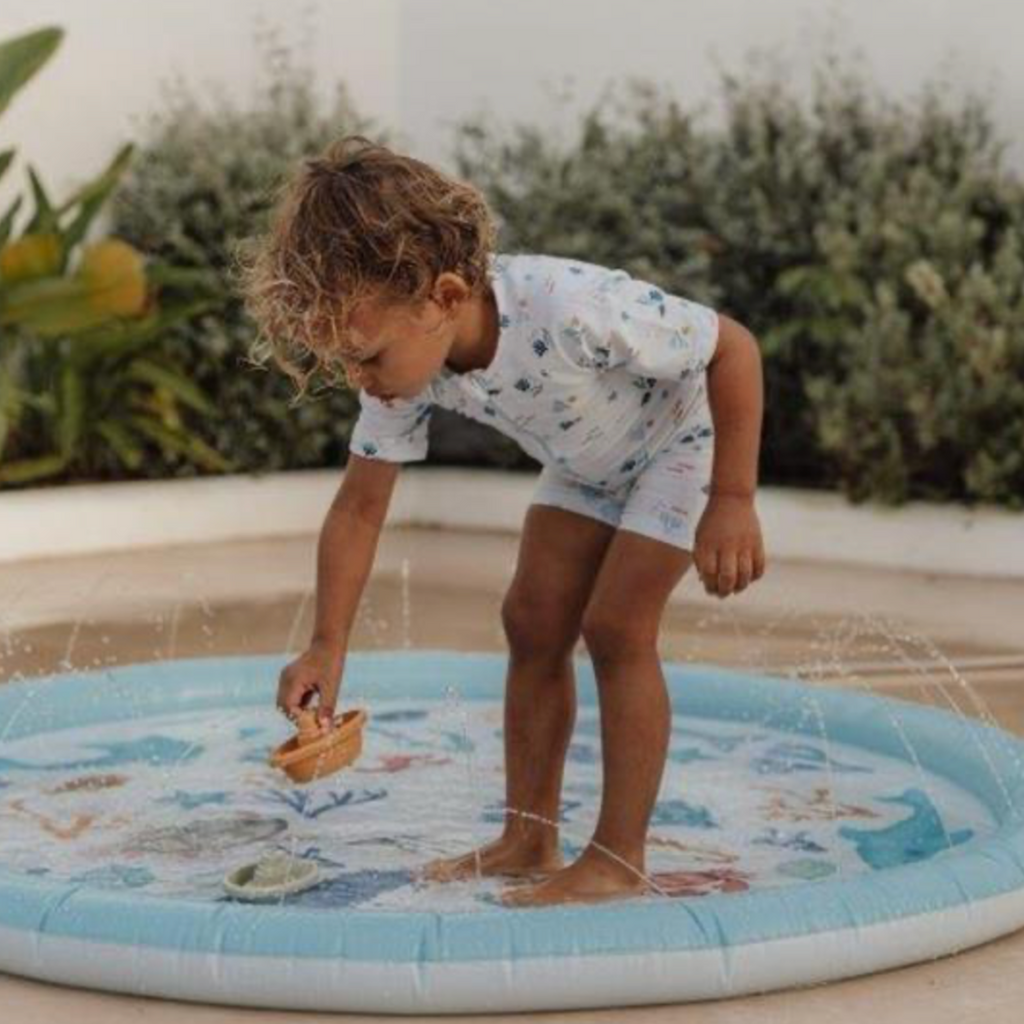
[580,605,658,666]
[501,587,579,662]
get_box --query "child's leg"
[504,529,691,906]
[423,504,616,881]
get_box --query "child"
[241,136,766,907]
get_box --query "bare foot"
[421,835,563,883]
[500,850,649,907]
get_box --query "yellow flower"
[77,239,147,316]
[0,233,62,283]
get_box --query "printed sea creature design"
[757,785,879,823]
[49,773,128,794]
[776,858,837,881]
[752,827,828,854]
[839,788,974,869]
[635,287,667,316]
[651,798,718,830]
[258,787,388,820]
[657,511,686,535]
[560,839,585,860]
[344,833,447,857]
[751,742,873,776]
[281,844,348,869]
[355,754,451,774]
[155,790,230,811]
[651,866,751,897]
[674,725,756,754]
[71,864,156,889]
[8,797,100,840]
[124,813,288,858]
[0,735,202,773]
[576,487,623,521]
[291,868,414,909]
[648,835,739,865]
[372,709,429,724]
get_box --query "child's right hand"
[276,642,345,727]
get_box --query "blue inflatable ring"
[1,652,1023,1014]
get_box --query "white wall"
[397,0,1022,172]
[1,0,1021,214]
[0,0,400,210]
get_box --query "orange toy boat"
[269,708,367,783]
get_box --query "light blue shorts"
[531,421,714,551]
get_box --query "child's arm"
[277,454,401,724]
[694,313,766,598]
[705,314,763,501]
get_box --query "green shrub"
[454,57,1024,506]
[110,36,371,475]
[770,79,1024,505]
[112,40,1024,505]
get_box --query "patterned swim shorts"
[532,419,715,551]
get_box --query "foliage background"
[453,56,1024,506]
[68,46,1024,506]
[110,38,367,476]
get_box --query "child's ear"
[432,272,471,313]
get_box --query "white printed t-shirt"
[349,253,720,493]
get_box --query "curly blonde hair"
[237,135,499,391]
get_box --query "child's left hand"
[693,495,766,598]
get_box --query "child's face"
[340,293,457,401]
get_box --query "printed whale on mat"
[839,788,974,869]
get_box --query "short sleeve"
[554,271,719,381]
[348,390,432,463]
